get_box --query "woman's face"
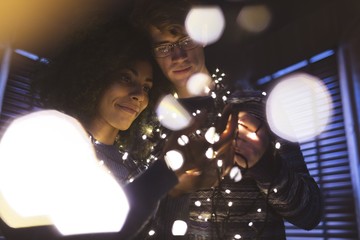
[97,60,153,131]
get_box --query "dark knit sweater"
[136,140,322,240]
[134,95,322,240]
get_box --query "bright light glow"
[217,159,223,168]
[177,135,190,146]
[266,73,332,142]
[164,150,184,171]
[205,147,215,159]
[205,127,219,144]
[185,6,225,45]
[186,72,212,96]
[237,4,271,33]
[172,220,188,236]
[0,110,128,234]
[229,166,242,182]
[156,94,192,131]
[247,132,258,141]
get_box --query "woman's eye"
[118,75,132,83]
[143,85,152,93]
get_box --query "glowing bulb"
[172,220,188,236]
[205,147,215,159]
[205,127,219,144]
[195,201,201,207]
[247,132,258,140]
[186,72,212,96]
[0,110,128,234]
[177,135,190,146]
[164,150,184,171]
[266,73,332,142]
[229,166,242,182]
[148,229,155,236]
[185,6,225,45]
[234,234,242,239]
[237,4,271,33]
[156,94,192,131]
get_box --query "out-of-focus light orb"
[164,150,184,171]
[177,135,190,146]
[266,73,332,142]
[156,94,192,131]
[237,4,271,33]
[172,220,188,236]
[205,126,220,144]
[186,72,212,97]
[229,166,242,182]
[0,110,128,234]
[185,6,225,45]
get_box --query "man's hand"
[233,112,270,169]
[162,106,237,197]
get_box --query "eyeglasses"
[152,36,199,58]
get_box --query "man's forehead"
[149,25,187,44]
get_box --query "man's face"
[149,26,207,95]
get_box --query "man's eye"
[155,45,170,53]
[181,39,191,46]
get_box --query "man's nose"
[170,45,188,60]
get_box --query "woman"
[0,17,179,240]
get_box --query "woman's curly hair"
[33,16,155,123]
[32,16,158,154]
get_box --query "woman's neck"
[86,120,118,145]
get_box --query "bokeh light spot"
[172,220,188,236]
[237,4,271,33]
[185,6,225,45]
[0,110,128,234]
[156,94,192,131]
[164,150,184,171]
[186,72,213,97]
[266,73,332,142]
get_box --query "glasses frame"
[152,36,199,58]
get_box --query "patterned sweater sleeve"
[246,140,323,230]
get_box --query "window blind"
[255,50,359,239]
[0,50,43,139]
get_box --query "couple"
[0,0,322,239]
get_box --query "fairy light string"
[119,68,282,239]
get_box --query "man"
[132,0,322,239]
